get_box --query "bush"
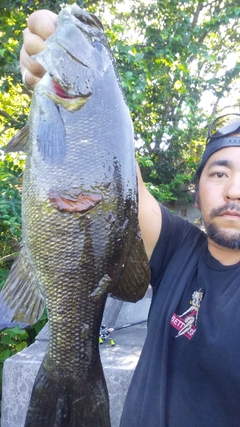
[0,158,22,257]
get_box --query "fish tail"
[24,358,111,427]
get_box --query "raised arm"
[137,164,162,259]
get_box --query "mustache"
[210,203,240,219]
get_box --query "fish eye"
[93,41,103,51]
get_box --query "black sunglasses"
[207,113,240,144]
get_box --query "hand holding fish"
[20,10,57,89]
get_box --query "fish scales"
[0,5,150,426]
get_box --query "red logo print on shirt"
[170,288,204,340]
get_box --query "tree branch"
[0,109,20,127]
[191,2,204,30]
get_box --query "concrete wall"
[1,292,152,427]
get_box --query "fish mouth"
[52,80,78,99]
[46,80,89,112]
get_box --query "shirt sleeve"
[150,204,201,289]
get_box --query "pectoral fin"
[0,246,45,330]
[36,94,66,164]
[109,234,150,303]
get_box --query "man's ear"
[195,191,200,209]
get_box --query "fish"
[0,4,150,427]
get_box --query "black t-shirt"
[120,205,240,427]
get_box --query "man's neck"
[207,238,240,266]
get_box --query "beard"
[206,222,240,250]
[204,202,240,250]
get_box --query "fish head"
[33,5,114,100]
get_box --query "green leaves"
[0,159,22,252]
[0,268,9,290]
[102,0,240,201]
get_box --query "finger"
[21,66,41,89]
[27,10,57,41]
[20,46,45,89]
[22,28,47,57]
[22,69,38,91]
[20,45,46,78]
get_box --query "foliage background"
[0,0,240,420]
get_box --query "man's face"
[198,146,240,250]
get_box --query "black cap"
[201,135,240,164]
[195,117,240,181]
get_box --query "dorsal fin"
[3,124,29,153]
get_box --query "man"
[20,10,240,427]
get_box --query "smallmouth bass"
[0,5,150,426]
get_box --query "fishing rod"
[99,319,147,346]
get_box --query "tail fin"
[24,357,111,427]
